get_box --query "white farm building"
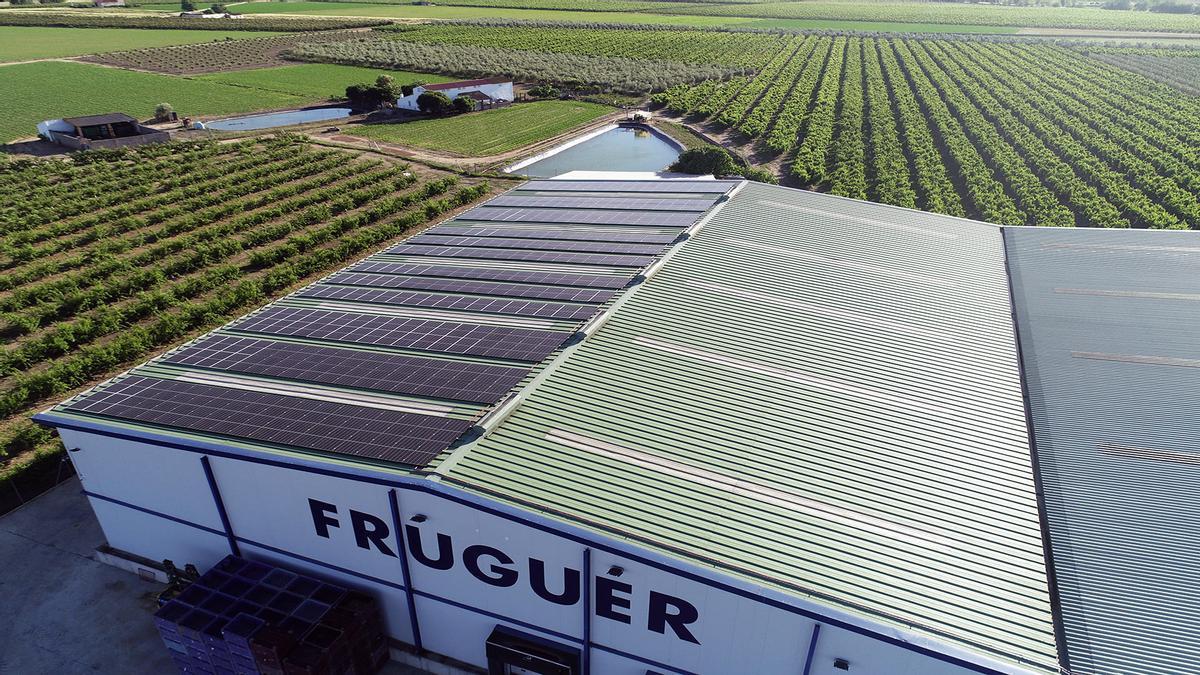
[396,77,514,111]
[35,176,1200,675]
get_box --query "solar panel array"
[299,284,598,321]
[408,234,667,256]
[232,307,569,363]
[325,272,618,304]
[57,179,736,468]
[523,180,737,193]
[426,226,679,245]
[461,206,700,228]
[164,335,529,404]
[66,376,473,465]
[349,261,633,289]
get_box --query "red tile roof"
[422,77,510,92]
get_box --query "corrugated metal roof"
[1005,227,1200,675]
[443,182,1060,671]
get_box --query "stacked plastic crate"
[153,556,390,675]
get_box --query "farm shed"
[38,113,169,150]
[397,77,513,111]
[34,177,1200,675]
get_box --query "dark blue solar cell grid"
[521,180,737,193]
[300,284,598,321]
[66,375,471,464]
[163,334,529,404]
[460,206,699,228]
[486,195,715,212]
[326,272,618,303]
[232,306,568,363]
[427,225,679,245]
[408,234,666,256]
[387,244,655,268]
[349,261,633,289]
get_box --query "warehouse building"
[35,177,1197,675]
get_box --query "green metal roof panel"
[446,183,1060,671]
[1005,227,1200,675]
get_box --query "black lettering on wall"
[406,526,454,570]
[595,576,633,624]
[309,499,339,539]
[350,509,396,557]
[529,558,581,605]
[464,545,519,587]
[648,591,700,644]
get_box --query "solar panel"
[326,272,619,303]
[522,180,737,193]
[349,261,633,289]
[299,284,599,321]
[408,234,667,256]
[487,195,715,212]
[232,307,569,362]
[163,335,530,404]
[519,180,737,194]
[387,245,655,268]
[66,375,471,465]
[426,226,679,245]
[461,206,699,228]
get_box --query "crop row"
[380,22,789,68]
[654,1,1200,33]
[654,36,1200,228]
[0,12,389,31]
[0,141,493,484]
[287,38,738,93]
[82,30,366,76]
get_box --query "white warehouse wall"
[56,426,1036,675]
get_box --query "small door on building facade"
[485,625,581,675]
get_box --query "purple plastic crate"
[200,592,238,617]
[199,569,233,591]
[255,607,287,627]
[239,560,272,583]
[177,584,211,608]
[291,600,330,625]
[261,569,297,590]
[179,609,220,640]
[309,585,347,607]
[223,613,265,646]
[268,592,304,615]
[243,586,276,607]
[156,600,192,632]
[285,576,320,598]
[215,556,247,575]
[221,577,254,598]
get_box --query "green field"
[0,25,282,63]
[197,63,452,99]
[229,2,1018,33]
[0,61,305,143]
[352,100,611,155]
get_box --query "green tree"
[452,96,475,114]
[417,91,452,115]
[181,0,196,11]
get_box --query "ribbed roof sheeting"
[1005,227,1200,675]
[446,183,1060,671]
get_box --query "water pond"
[510,126,682,178]
[205,107,353,132]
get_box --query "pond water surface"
[513,126,682,178]
[205,107,353,132]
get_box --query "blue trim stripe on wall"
[50,415,1019,675]
[802,624,822,675]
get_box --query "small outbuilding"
[38,113,170,150]
[397,77,513,111]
